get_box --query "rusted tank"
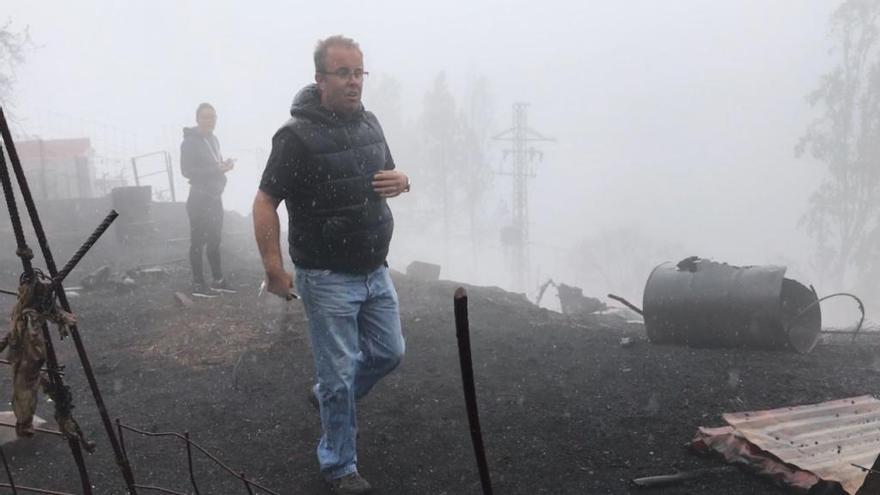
[642,257,821,353]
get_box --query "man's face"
[196,107,216,135]
[316,46,364,116]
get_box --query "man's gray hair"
[314,35,361,73]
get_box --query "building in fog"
[15,138,97,200]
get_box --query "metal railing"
[131,151,175,202]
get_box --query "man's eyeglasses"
[320,68,369,81]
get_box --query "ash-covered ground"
[0,210,877,495]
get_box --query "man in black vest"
[181,103,237,297]
[253,35,409,495]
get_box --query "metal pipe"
[53,210,118,284]
[131,157,140,186]
[453,287,494,495]
[165,151,175,202]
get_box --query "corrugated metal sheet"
[723,395,880,495]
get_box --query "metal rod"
[131,485,187,495]
[453,287,494,495]
[116,418,128,462]
[0,132,33,277]
[0,118,91,494]
[131,158,140,186]
[184,432,200,495]
[0,443,18,494]
[241,474,254,495]
[786,292,865,344]
[53,210,118,284]
[607,293,644,316]
[0,483,74,495]
[40,315,94,492]
[0,106,135,494]
[117,423,281,495]
[166,151,176,202]
[0,288,17,296]
[137,170,167,179]
[852,462,880,474]
[631,466,737,488]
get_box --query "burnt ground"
[0,230,878,495]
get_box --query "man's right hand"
[265,270,295,300]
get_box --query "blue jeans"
[294,265,405,479]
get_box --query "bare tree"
[0,19,33,114]
[418,72,495,263]
[796,0,880,292]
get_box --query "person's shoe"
[210,278,237,294]
[191,282,219,298]
[328,472,371,495]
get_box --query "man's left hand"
[372,170,409,198]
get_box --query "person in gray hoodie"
[181,102,236,297]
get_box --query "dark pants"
[187,190,224,284]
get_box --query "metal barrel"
[642,258,821,353]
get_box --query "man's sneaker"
[210,278,237,294]
[328,472,372,495]
[191,283,219,298]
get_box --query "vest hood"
[289,84,365,125]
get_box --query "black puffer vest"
[281,84,394,273]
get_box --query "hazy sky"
[5,0,841,295]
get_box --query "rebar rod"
[0,115,93,494]
[131,485,187,495]
[116,419,128,462]
[184,432,200,495]
[453,288,494,495]
[241,474,254,495]
[117,423,281,495]
[54,210,118,284]
[1,106,132,494]
[0,134,32,276]
[0,483,74,495]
